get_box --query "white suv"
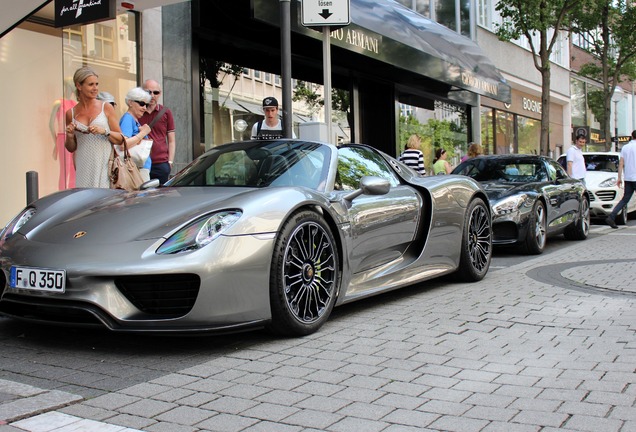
[557,152,636,225]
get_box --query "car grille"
[594,191,616,202]
[115,274,200,317]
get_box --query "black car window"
[335,146,400,191]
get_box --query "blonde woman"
[399,134,426,175]
[65,67,123,188]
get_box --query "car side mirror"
[343,176,390,202]
[140,179,160,190]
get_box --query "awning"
[252,0,511,103]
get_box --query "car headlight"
[492,194,530,215]
[599,177,617,188]
[0,207,36,242]
[156,210,242,255]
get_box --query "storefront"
[193,0,511,171]
[481,89,564,157]
[0,2,141,224]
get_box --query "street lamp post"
[611,87,624,152]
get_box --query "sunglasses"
[133,100,148,107]
[146,90,161,95]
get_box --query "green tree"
[495,0,585,155]
[571,0,636,150]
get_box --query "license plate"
[9,266,66,293]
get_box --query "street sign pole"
[323,26,332,143]
[302,0,350,144]
[280,0,293,138]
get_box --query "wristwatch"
[104,130,110,137]
[168,161,173,165]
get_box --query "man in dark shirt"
[139,79,175,184]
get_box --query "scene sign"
[301,0,351,27]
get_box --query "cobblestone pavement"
[1,224,635,432]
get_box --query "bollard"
[26,171,39,205]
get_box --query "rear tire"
[267,210,339,336]
[523,201,546,255]
[456,197,492,282]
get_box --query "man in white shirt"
[606,130,636,228]
[250,97,295,139]
[566,134,587,182]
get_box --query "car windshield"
[454,158,548,183]
[583,154,619,172]
[166,140,332,191]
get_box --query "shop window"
[480,107,495,155]
[517,116,540,155]
[397,97,467,172]
[495,110,515,154]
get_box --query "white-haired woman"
[65,66,123,188]
[120,87,152,181]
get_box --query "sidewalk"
[1,223,635,432]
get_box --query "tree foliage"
[571,0,636,150]
[495,0,585,155]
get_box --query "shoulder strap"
[148,106,168,128]
[257,120,263,135]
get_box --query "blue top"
[120,112,151,170]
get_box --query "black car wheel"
[564,198,590,240]
[617,205,628,225]
[456,197,492,281]
[524,200,547,255]
[267,210,339,336]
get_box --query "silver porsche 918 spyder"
[0,140,492,336]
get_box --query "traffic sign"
[301,0,350,27]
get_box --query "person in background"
[139,79,175,185]
[250,97,296,139]
[567,133,587,182]
[64,66,123,188]
[97,91,117,108]
[606,130,636,229]
[399,134,426,175]
[120,87,152,182]
[461,142,483,163]
[433,148,452,175]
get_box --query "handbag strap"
[148,106,168,128]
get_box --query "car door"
[335,145,421,275]
[546,160,582,227]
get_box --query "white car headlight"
[598,177,617,188]
[157,210,242,255]
[492,194,530,215]
[0,207,36,243]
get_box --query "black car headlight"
[492,194,530,215]
[0,207,36,243]
[156,210,242,255]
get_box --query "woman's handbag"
[109,138,144,191]
[114,138,153,168]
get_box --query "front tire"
[456,197,492,282]
[617,205,628,225]
[523,200,547,255]
[564,198,590,240]
[267,210,339,336]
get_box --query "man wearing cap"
[251,97,295,139]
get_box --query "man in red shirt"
[139,79,175,184]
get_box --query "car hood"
[479,181,538,202]
[584,171,616,189]
[17,187,270,245]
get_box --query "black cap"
[262,97,279,108]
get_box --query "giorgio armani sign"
[55,0,116,27]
